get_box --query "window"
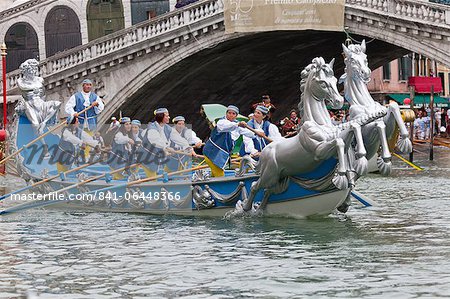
[382,63,391,80]
[398,56,412,81]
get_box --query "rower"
[65,79,104,132]
[129,119,143,165]
[203,105,264,177]
[52,115,99,172]
[240,105,283,158]
[108,117,134,179]
[140,108,190,176]
[173,115,203,154]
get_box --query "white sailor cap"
[226,105,239,114]
[154,108,168,115]
[131,119,141,126]
[111,116,117,120]
[172,116,185,123]
[255,105,269,114]
[82,79,93,85]
[120,117,131,123]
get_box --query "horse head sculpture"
[299,57,343,128]
[342,40,371,83]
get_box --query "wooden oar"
[392,152,423,171]
[0,163,140,215]
[244,125,273,143]
[0,159,102,201]
[0,104,97,165]
[351,190,375,207]
[0,164,207,215]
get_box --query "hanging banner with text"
[224,0,345,34]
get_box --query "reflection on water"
[0,146,449,298]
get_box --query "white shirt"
[242,120,283,154]
[65,91,104,116]
[62,128,99,147]
[146,123,190,150]
[114,131,133,145]
[177,127,202,145]
[114,131,133,152]
[216,118,255,141]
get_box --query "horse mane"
[298,57,332,119]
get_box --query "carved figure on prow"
[16,59,61,136]
[340,40,412,176]
[242,57,362,213]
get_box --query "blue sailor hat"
[131,119,141,126]
[255,105,269,114]
[154,108,169,115]
[81,79,93,85]
[120,117,131,123]
[226,105,239,114]
[172,116,185,123]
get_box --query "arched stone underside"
[111,30,408,138]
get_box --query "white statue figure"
[16,59,61,135]
[241,57,385,212]
[340,40,412,176]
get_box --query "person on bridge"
[65,79,104,132]
[203,105,264,177]
[240,105,283,159]
[52,115,99,172]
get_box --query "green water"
[0,146,449,298]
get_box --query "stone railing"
[0,0,52,20]
[3,0,224,91]
[347,0,450,26]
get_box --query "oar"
[0,104,97,165]
[0,163,140,215]
[0,164,207,215]
[0,160,100,201]
[351,190,375,207]
[392,152,423,171]
[244,125,273,143]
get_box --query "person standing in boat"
[65,79,104,132]
[108,117,134,179]
[240,105,283,159]
[140,108,190,176]
[203,105,264,177]
[52,115,100,172]
[252,95,276,122]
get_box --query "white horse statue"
[340,41,413,176]
[241,57,382,212]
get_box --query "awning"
[388,93,450,108]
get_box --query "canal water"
[0,146,449,298]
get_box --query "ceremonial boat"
[0,52,412,218]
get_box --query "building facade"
[368,54,450,103]
[0,0,176,72]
